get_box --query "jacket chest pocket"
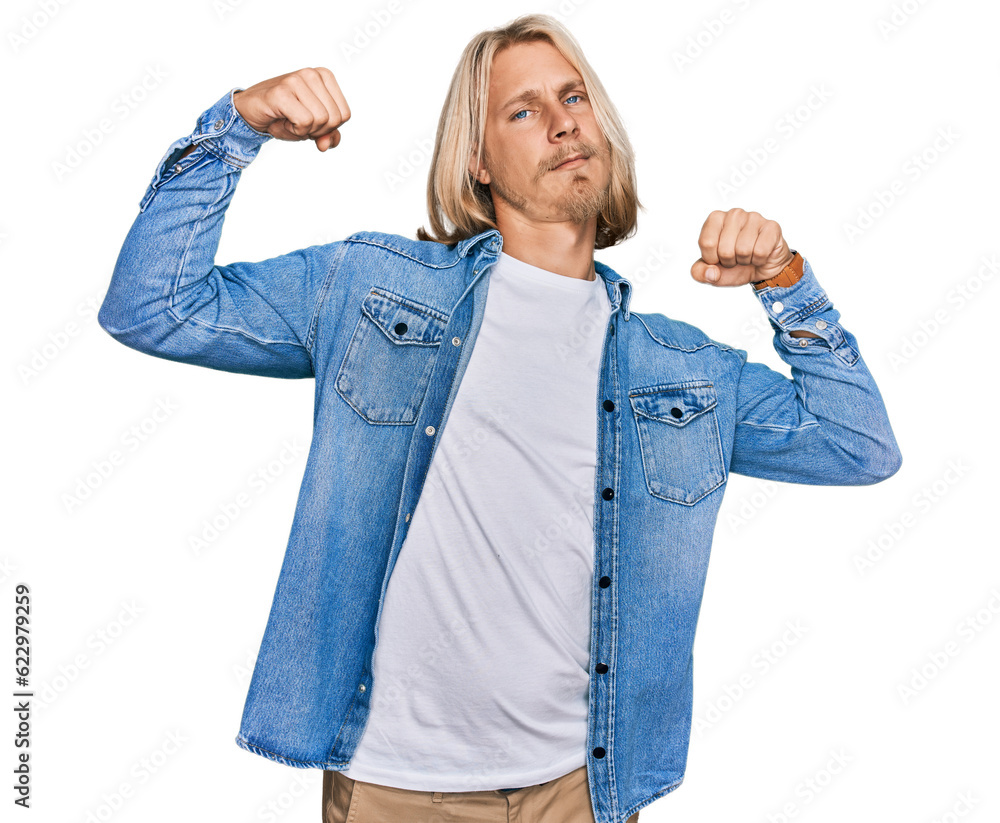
[336,288,450,425]
[628,381,726,505]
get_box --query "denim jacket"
[98,88,902,823]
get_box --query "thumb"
[690,258,756,287]
[315,129,342,152]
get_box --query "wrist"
[751,250,803,290]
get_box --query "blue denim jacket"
[98,88,902,823]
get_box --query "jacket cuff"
[138,88,272,211]
[751,255,830,329]
[191,86,272,169]
[750,256,859,365]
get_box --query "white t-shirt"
[342,250,612,791]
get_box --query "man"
[98,13,901,823]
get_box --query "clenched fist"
[233,67,350,151]
[691,208,794,287]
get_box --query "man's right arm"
[98,69,351,379]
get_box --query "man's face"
[471,39,611,226]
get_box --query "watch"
[751,250,803,291]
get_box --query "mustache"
[541,141,607,175]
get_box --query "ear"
[468,147,490,185]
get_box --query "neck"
[493,209,598,282]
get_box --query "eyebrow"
[499,78,586,113]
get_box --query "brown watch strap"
[751,251,803,291]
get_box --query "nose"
[550,105,580,141]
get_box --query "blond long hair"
[416,14,642,250]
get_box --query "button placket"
[590,305,622,781]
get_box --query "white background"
[4,0,999,821]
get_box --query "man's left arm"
[692,209,903,485]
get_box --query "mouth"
[553,153,589,170]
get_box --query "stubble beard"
[486,146,611,225]
[552,172,610,224]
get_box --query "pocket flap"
[361,288,448,346]
[629,383,717,427]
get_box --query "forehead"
[487,40,583,108]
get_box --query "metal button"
[452,336,461,346]
[425,426,436,436]
[359,683,366,692]
[799,339,808,346]
[174,164,183,173]
[772,301,784,313]
[213,119,224,130]
[815,319,827,330]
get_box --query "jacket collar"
[457,227,632,321]
[456,227,501,258]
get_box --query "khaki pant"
[322,764,640,823]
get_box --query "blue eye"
[511,94,583,121]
